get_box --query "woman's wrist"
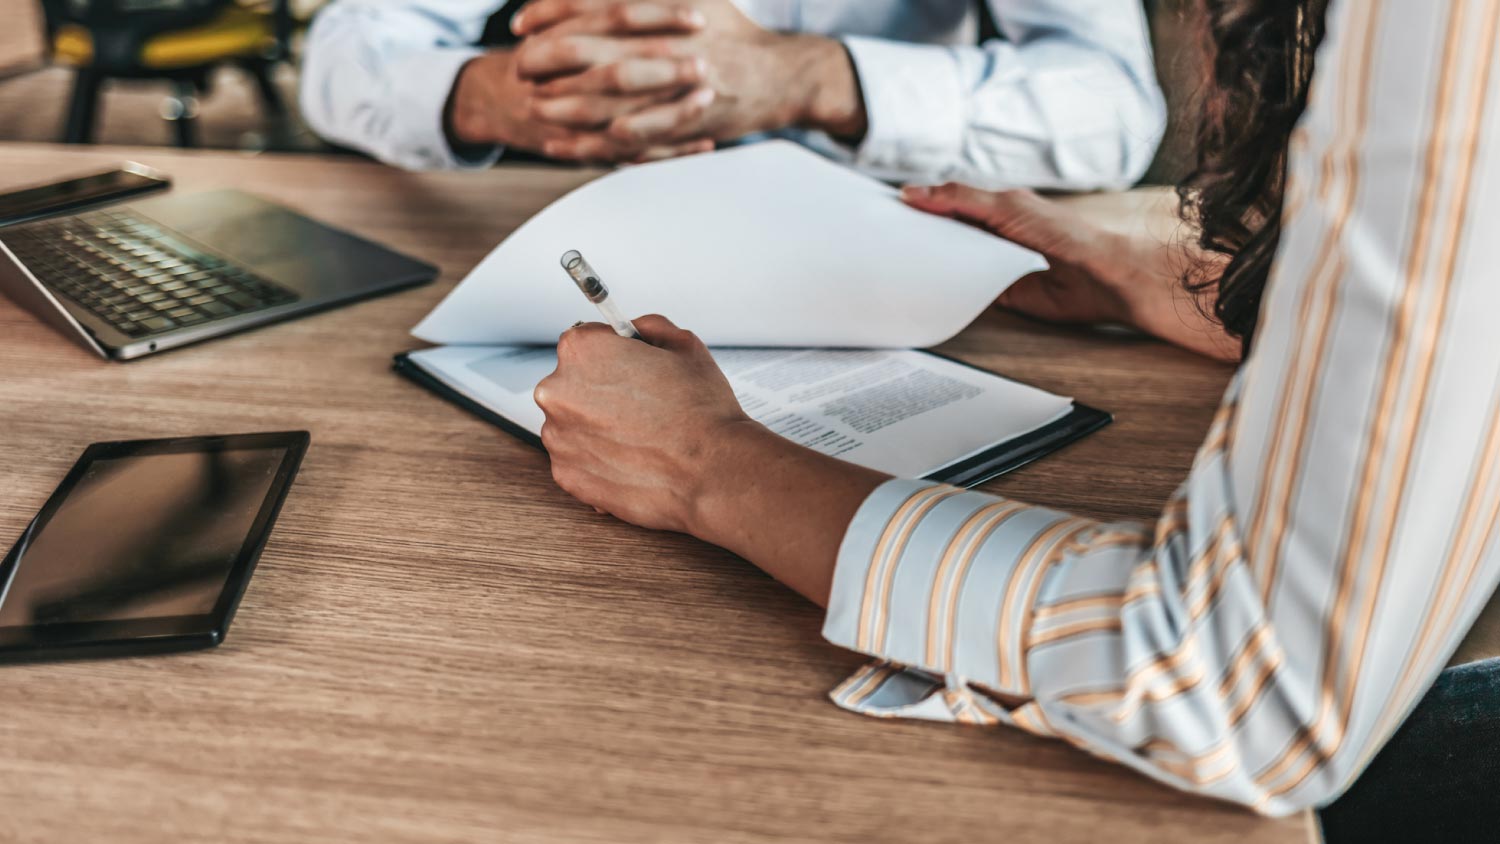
[682,420,889,606]
[682,420,797,542]
[1116,246,1240,361]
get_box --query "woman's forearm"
[687,422,889,607]
[1120,243,1241,362]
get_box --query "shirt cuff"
[822,478,1081,702]
[839,36,968,181]
[386,46,502,171]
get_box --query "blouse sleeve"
[822,0,1500,815]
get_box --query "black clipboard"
[393,350,1110,489]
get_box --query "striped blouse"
[821,0,1500,815]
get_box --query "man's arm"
[301,0,715,169]
[841,0,1167,190]
[300,0,507,171]
[517,0,1165,187]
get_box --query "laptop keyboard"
[2,208,299,338]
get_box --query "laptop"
[0,189,437,360]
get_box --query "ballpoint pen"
[559,250,641,340]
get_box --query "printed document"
[406,345,1073,478]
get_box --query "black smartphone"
[0,163,171,228]
[0,431,309,663]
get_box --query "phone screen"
[0,168,169,227]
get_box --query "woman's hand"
[902,183,1241,362]
[534,315,887,605]
[534,315,751,532]
[902,184,1137,324]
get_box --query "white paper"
[412,141,1046,348]
[407,345,1073,478]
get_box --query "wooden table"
[0,144,1310,843]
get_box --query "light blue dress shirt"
[299,0,1166,189]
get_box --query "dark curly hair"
[1178,0,1330,355]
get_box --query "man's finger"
[514,34,679,80]
[530,89,681,129]
[518,2,706,37]
[543,131,666,163]
[511,0,588,36]
[534,56,705,97]
[607,86,716,144]
[632,138,714,163]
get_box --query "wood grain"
[0,144,1307,844]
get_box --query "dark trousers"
[1319,657,1500,842]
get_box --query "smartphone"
[0,163,171,228]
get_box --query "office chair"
[40,0,294,147]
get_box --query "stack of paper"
[412,141,1046,349]
[401,142,1101,484]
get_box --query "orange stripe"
[1244,50,1350,585]
[1181,532,1220,591]
[941,506,1039,672]
[1252,0,1384,606]
[841,664,898,709]
[1342,0,1499,721]
[1029,533,1159,624]
[1275,0,1497,797]
[1124,555,1166,606]
[1029,617,1122,647]
[1116,628,1284,789]
[924,502,1028,670]
[1187,530,1245,619]
[1258,2,1473,796]
[923,502,1013,666]
[1100,524,1245,723]
[1377,397,1500,744]
[831,663,881,705]
[1200,422,1231,459]
[857,487,945,649]
[1281,128,1313,226]
[956,687,1001,726]
[861,487,965,651]
[1153,740,1239,787]
[1010,702,1055,738]
[1012,521,1097,692]
[1226,641,1286,728]
[1154,496,1190,550]
[1199,399,1237,458]
[1032,527,1230,653]
[1059,687,1124,708]
[994,519,1084,689]
[1098,644,1206,725]
[1033,593,1127,622]
[1049,518,1239,721]
[1364,3,1500,753]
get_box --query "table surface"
[0,144,1310,844]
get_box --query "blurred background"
[0,0,323,152]
[0,0,1205,181]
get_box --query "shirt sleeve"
[823,0,1500,815]
[299,0,504,171]
[839,0,1165,190]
